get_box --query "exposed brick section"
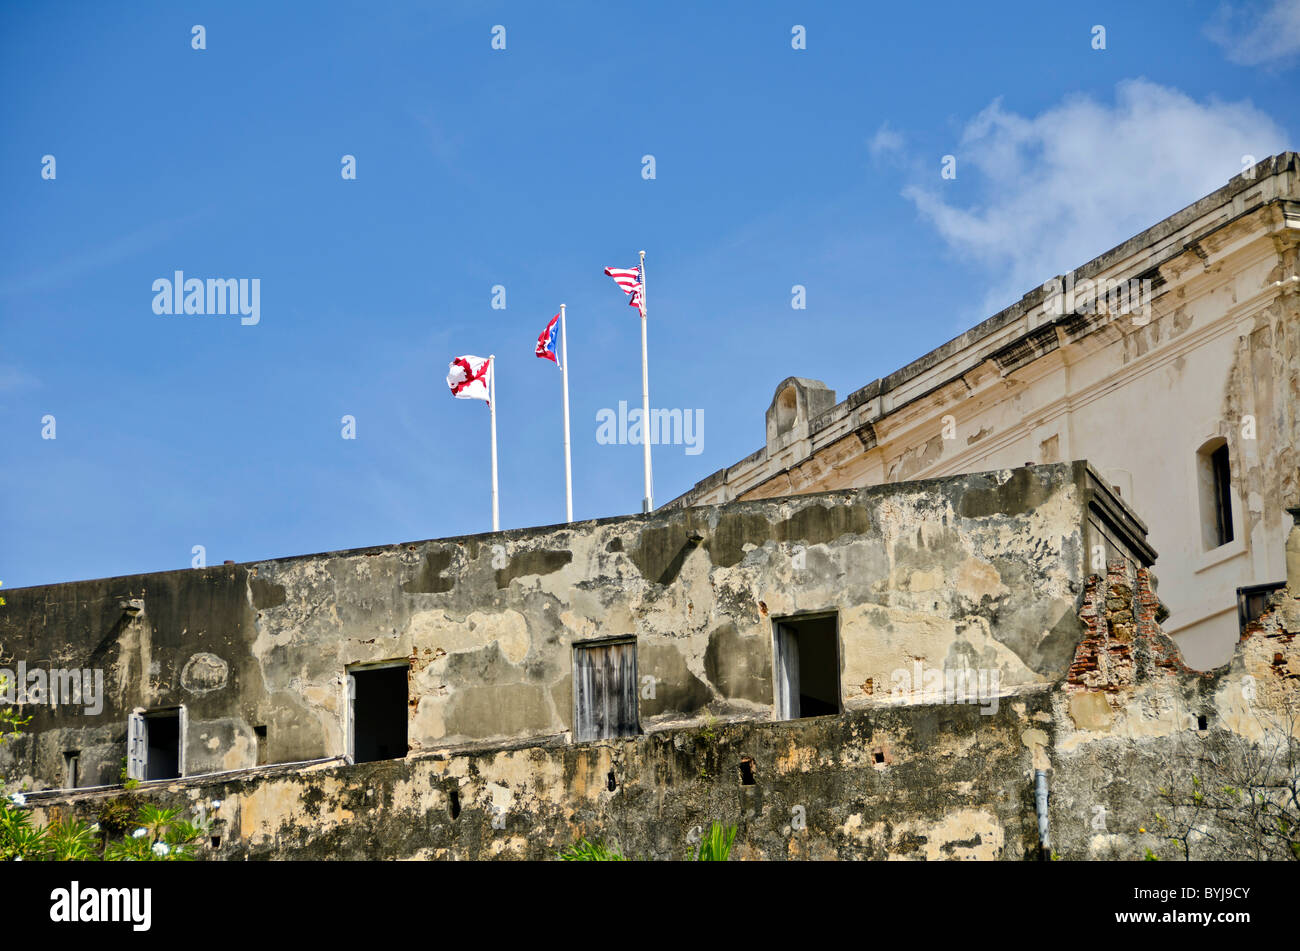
[1239,584,1299,684]
[1068,563,1135,693]
[1068,562,1206,693]
[1135,566,1197,678]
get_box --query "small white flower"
[210,799,222,809]
[9,793,26,807]
[152,841,170,857]
[89,822,100,832]
[132,827,147,838]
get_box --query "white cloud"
[901,79,1291,314]
[1206,0,1300,66]
[868,122,906,161]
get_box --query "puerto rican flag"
[535,313,560,366]
[447,354,492,404]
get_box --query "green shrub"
[104,804,206,861]
[692,822,737,861]
[96,796,137,838]
[557,837,626,861]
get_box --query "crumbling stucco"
[2,462,1129,790]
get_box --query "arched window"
[1196,438,1234,550]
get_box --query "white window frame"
[1190,436,1247,572]
[771,610,842,722]
[127,706,186,782]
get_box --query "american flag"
[604,265,644,314]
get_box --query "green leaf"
[557,837,626,861]
[693,822,737,862]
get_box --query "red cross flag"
[446,353,499,531]
[447,355,492,404]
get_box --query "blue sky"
[1,1,1296,589]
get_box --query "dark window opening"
[773,614,841,720]
[253,724,268,765]
[349,664,409,764]
[210,836,221,849]
[144,711,181,781]
[1198,439,1236,550]
[738,758,756,785]
[1238,581,1284,630]
[1211,444,1233,546]
[573,638,640,742]
[873,750,885,764]
[1197,714,1208,731]
[63,751,79,789]
[606,770,617,792]
[448,788,461,820]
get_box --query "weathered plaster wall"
[15,515,1299,862]
[23,520,1298,861]
[1049,529,1300,860]
[0,571,264,789]
[28,692,1054,861]
[2,463,1120,793]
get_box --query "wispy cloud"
[1206,0,1300,66]
[899,79,1290,314]
[0,214,201,299]
[868,122,906,163]
[0,365,38,391]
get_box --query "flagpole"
[489,354,499,532]
[560,305,573,523]
[639,249,653,513]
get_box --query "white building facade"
[668,153,1300,670]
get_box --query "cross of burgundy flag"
[446,353,499,530]
[603,266,644,314]
[535,314,561,366]
[447,355,492,404]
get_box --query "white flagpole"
[560,305,573,523]
[638,250,653,512]
[489,354,499,532]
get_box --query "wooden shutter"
[773,624,800,720]
[574,640,639,741]
[345,673,356,764]
[177,705,187,776]
[127,712,146,781]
